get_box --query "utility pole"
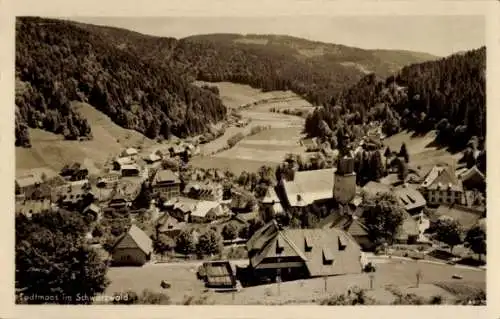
[369,273,375,290]
[416,269,422,288]
[324,275,328,292]
[277,255,281,296]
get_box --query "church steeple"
[333,151,356,205]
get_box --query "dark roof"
[247,220,362,277]
[330,215,370,237]
[203,261,236,288]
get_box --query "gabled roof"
[393,184,426,211]
[246,220,280,252]
[144,153,162,162]
[164,196,199,214]
[281,228,361,277]
[459,165,485,182]
[16,174,42,188]
[190,201,222,218]
[114,224,153,255]
[115,157,134,165]
[153,169,180,184]
[421,165,462,191]
[124,147,138,156]
[247,220,362,276]
[156,212,182,233]
[121,164,139,171]
[331,215,370,237]
[283,168,336,207]
[84,203,101,214]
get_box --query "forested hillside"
[15,17,437,147]
[305,47,486,151]
[15,17,227,147]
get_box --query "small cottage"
[113,157,135,171]
[111,225,153,266]
[189,200,225,223]
[261,186,284,220]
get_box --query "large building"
[151,169,181,200]
[279,155,357,210]
[280,168,337,208]
[419,165,466,206]
[245,220,363,283]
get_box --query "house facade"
[419,165,466,206]
[112,225,153,266]
[328,215,374,251]
[189,200,225,223]
[183,181,223,202]
[16,174,42,197]
[261,186,284,221]
[152,169,181,200]
[245,221,362,284]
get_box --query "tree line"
[304,47,486,153]
[15,17,227,146]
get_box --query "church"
[275,151,358,213]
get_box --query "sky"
[71,16,485,57]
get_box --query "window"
[276,237,285,254]
[338,236,347,251]
[304,236,313,252]
[322,248,334,265]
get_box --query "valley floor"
[103,255,485,305]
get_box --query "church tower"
[333,153,357,205]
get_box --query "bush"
[429,295,444,305]
[182,294,212,305]
[154,234,176,255]
[175,230,196,255]
[196,229,223,257]
[221,223,238,240]
[363,262,376,273]
[320,287,377,305]
[227,133,245,148]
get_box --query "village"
[14,120,487,305]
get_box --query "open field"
[16,102,154,175]
[190,82,314,174]
[194,81,299,109]
[104,258,485,305]
[383,130,462,174]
